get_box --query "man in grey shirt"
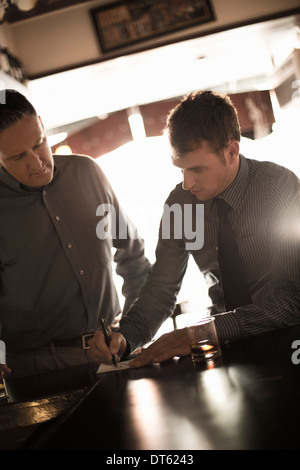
[0,89,150,377]
[88,90,300,367]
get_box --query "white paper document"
[96,360,131,374]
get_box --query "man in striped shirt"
[89,91,300,366]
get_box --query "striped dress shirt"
[119,155,300,349]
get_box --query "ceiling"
[27,12,300,133]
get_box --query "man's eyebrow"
[186,165,204,170]
[181,165,206,171]
[6,134,45,160]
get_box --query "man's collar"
[216,154,249,210]
[0,166,28,194]
[0,162,57,194]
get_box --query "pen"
[100,318,117,367]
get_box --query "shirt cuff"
[213,310,242,345]
[117,321,146,353]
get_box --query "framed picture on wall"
[91,0,215,54]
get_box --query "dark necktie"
[215,198,252,310]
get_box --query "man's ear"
[227,140,240,163]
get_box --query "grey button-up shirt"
[0,154,150,353]
[119,155,300,349]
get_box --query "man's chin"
[191,191,209,201]
[23,171,53,188]
[34,166,53,185]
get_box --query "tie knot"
[215,198,231,219]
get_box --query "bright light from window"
[47,132,68,148]
[127,106,146,141]
[128,113,146,141]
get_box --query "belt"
[48,333,95,350]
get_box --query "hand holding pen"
[100,318,118,367]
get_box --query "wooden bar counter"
[1,325,300,451]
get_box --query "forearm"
[118,243,189,351]
[118,283,179,352]
[214,281,300,344]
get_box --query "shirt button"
[55,216,60,221]
[67,243,72,248]
[43,190,46,196]
[79,270,85,275]
[216,246,218,251]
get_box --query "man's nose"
[28,151,43,170]
[182,171,195,191]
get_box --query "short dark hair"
[0,89,37,132]
[165,90,241,158]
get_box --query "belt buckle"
[82,333,94,350]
